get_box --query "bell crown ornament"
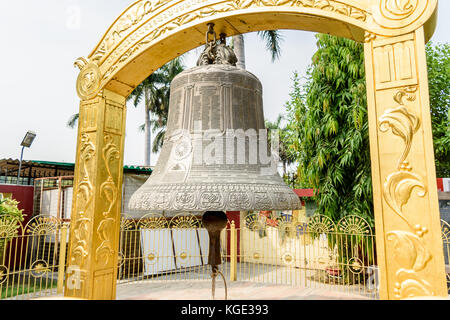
[129,28,301,216]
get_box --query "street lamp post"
[17,131,36,185]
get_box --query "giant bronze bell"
[129,30,301,215]
[129,25,301,300]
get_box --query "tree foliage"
[426,42,450,177]
[129,57,185,154]
[286,36,450,229]
[265,114,296,178]
[286,34,373,226]
[0,197,24,221]
[257,30,284,62]
[0,196,24,263]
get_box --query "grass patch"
[1,280,58,299]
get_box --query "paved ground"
[116,280,374,300]
[113,261,380,300]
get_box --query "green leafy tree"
[285,34,374,281]
[285,36,449,281]
[284,72,310,189]
[285,39,450,224]
[287,34,373,225]
[426,42,450,177]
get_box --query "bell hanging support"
[197,23,238,67]
[202,211,228,300]
[199,25,234,301]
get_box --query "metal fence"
[33,177,74,220]
[118,214,216,284]
[116,212,379,299]
[442,219,450,289]
[237,213,379,298]
[1,213,449,300]
[0,215,69,300]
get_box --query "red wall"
[437,178,444,192]
[226,211,241,262]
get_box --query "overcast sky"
[0,1,449,167]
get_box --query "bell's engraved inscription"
[129,62,301,214]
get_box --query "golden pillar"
[65,89,126,300]
[364,27,447,299]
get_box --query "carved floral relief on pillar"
[378,86,434,298]
[365,25,447,299]
[95,135,120,266]
[66,92,126,299]
[71,133,96,268]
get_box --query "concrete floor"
[4,264,378,300]
[116,280,374,300]
[113,261,380,300]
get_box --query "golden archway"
[67,0,447,300]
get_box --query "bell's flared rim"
[128,182,302,214]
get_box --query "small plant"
[0,196,25,221]
[0,195,25,264]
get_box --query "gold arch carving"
[75,0,438,99]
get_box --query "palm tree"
[136,58,185,155]
[233,30,283,69]
[134,32,283,161]
[67,58,185,166]
[127,72,166,166]
[150,115,167,153]
[67,114,79,129]
[128,57,185,165]
[139,32,282,157]
[265,114,295,176]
